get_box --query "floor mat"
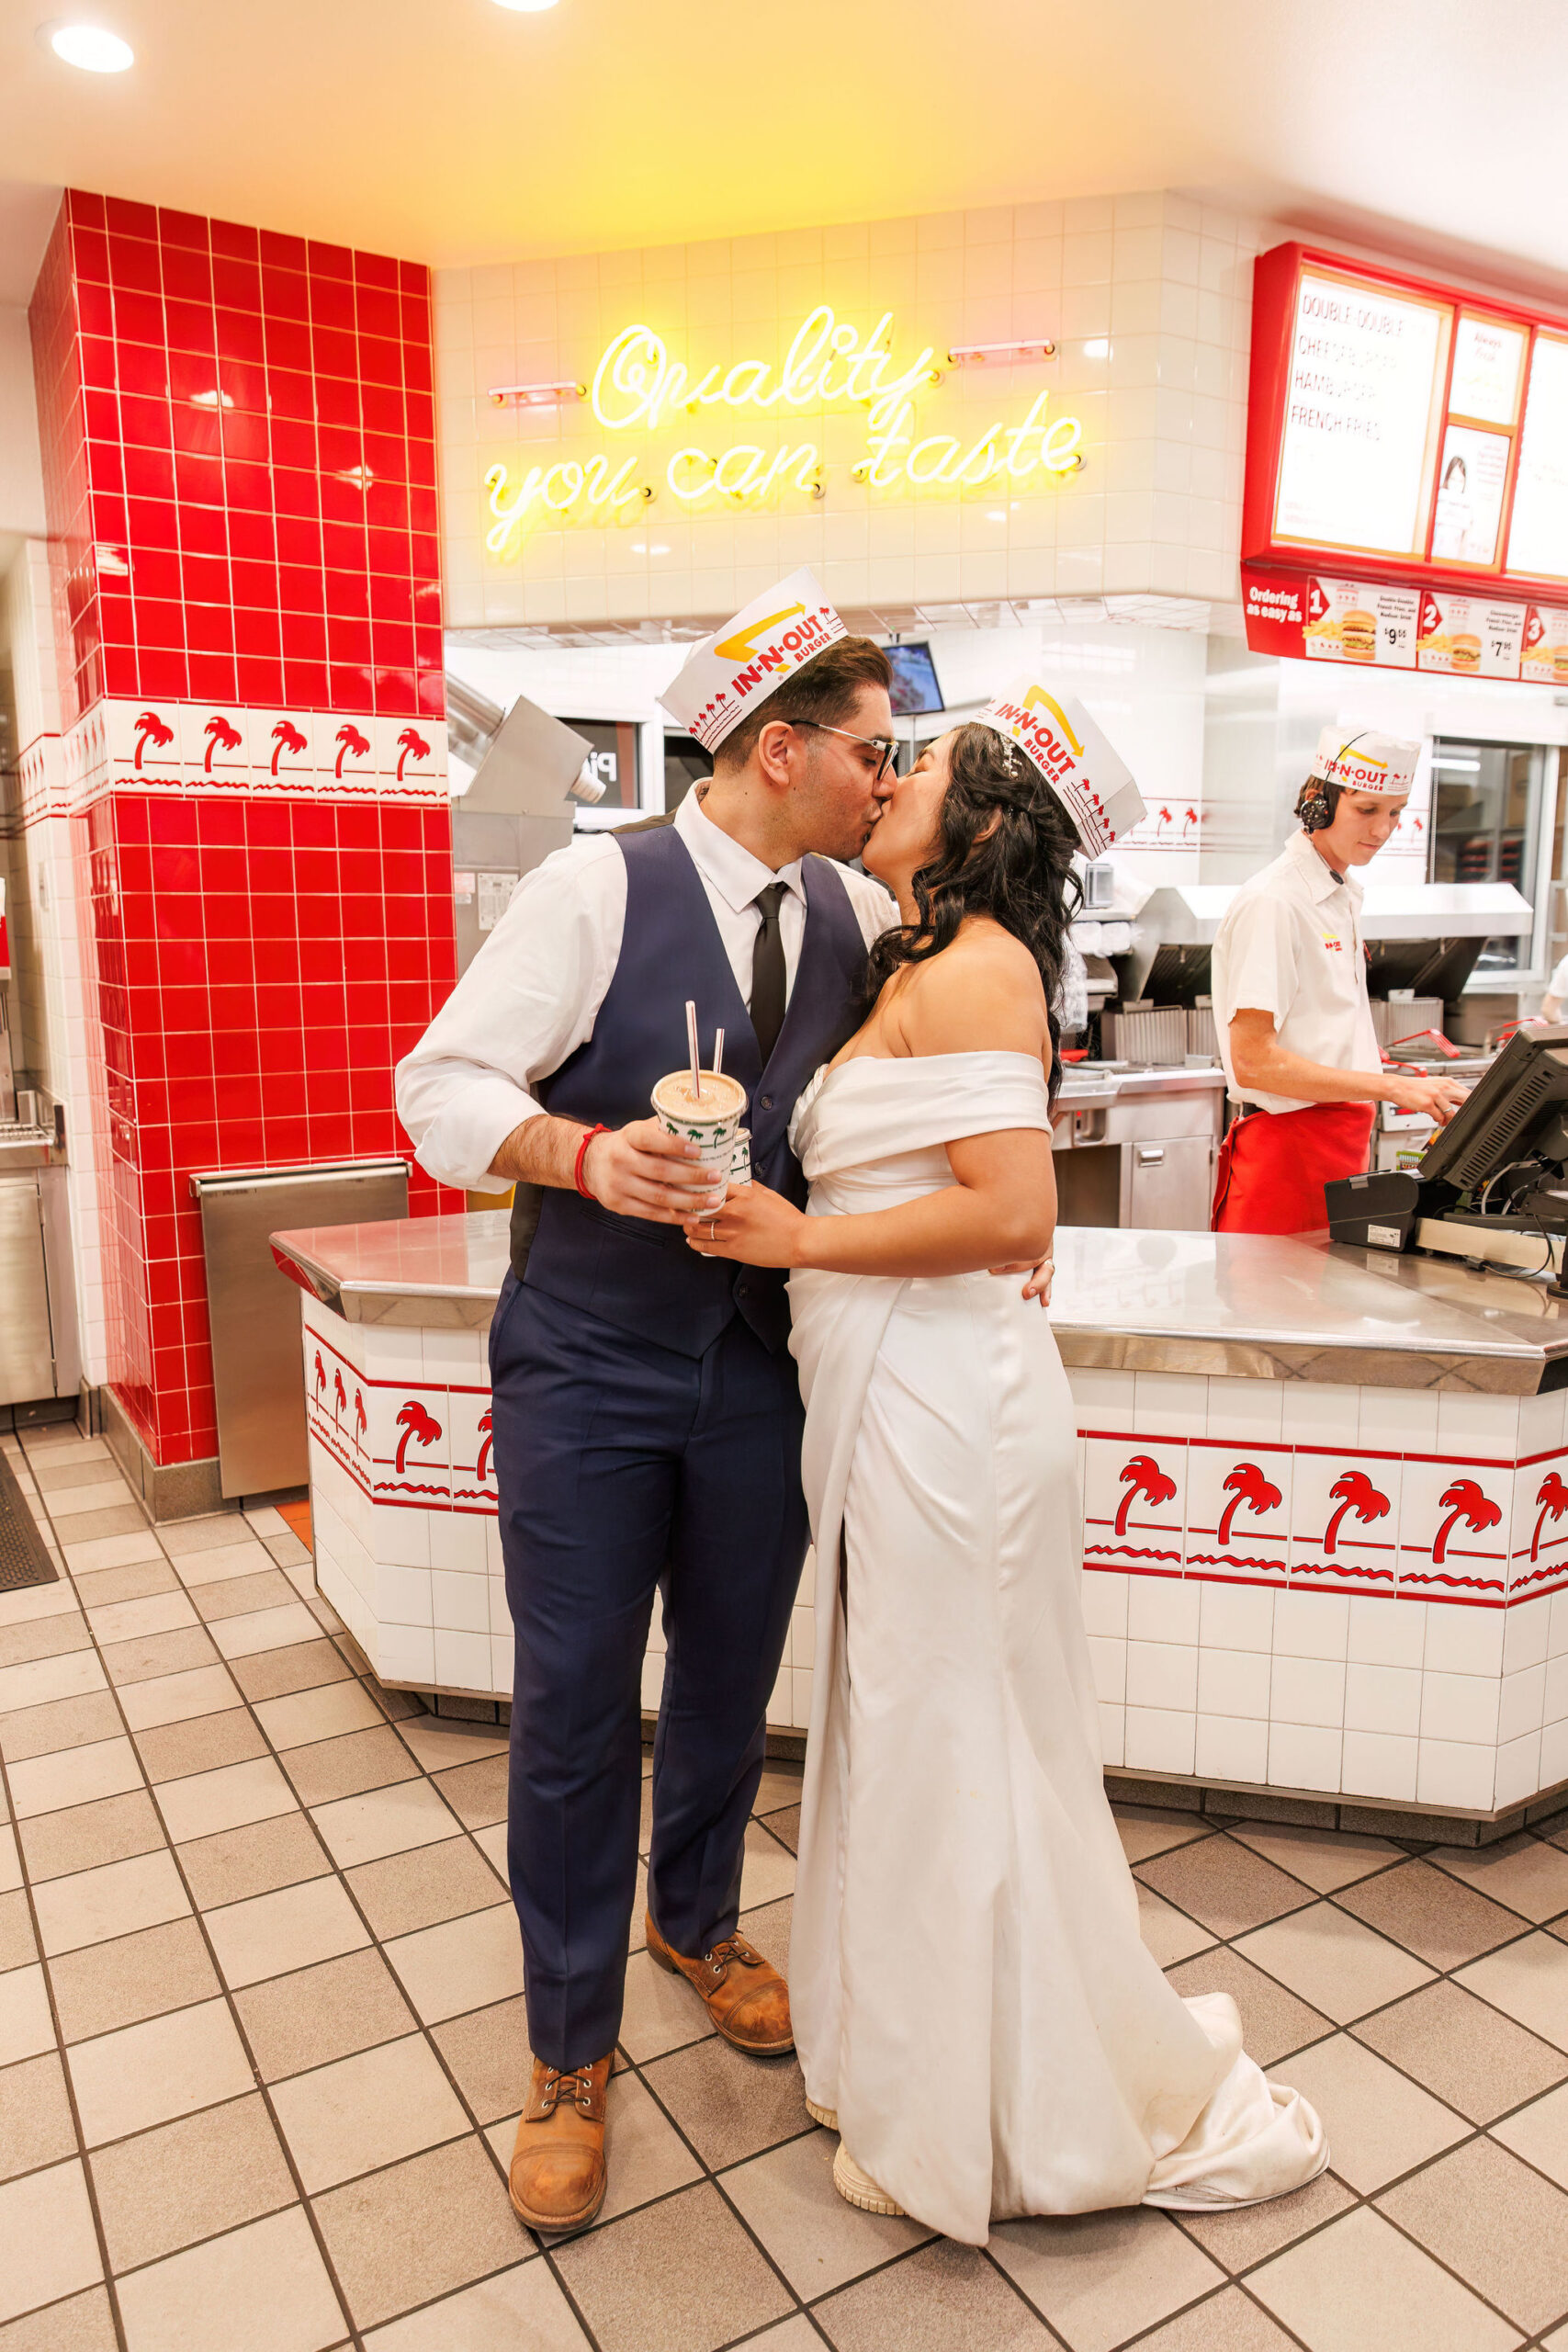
[0,1447,60,1591]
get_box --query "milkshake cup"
[651,1069,748,1202]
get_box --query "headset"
[1299,730,1369,833]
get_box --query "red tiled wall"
[29,193,458,1474]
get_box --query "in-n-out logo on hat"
[1308,727,1421,797]
[659,568,848,753]
[976,677,1146,857]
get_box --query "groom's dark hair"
[714,638,891,772]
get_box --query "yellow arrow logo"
[1021,686,1084,754]
[716,603,806,662]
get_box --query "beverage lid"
[658,568,847,753]
[1309,726,1420,797]
[974,676,1145,856]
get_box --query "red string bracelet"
[574,1124,610,1200]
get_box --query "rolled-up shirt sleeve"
[395,836,624,1192]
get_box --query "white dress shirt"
[397,790,897,1192]
[1211,828,1382,1115]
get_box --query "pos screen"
[886,641,944,716]
[1417,1023,1568,1192]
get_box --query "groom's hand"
[584,1118,726,1224]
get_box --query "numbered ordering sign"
[1244,245,1568,671]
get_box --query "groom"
[396,572,897,2229]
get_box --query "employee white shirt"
[1211,827,1382,1115]
[396,789,897,1192]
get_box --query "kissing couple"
[398,570,1326,2241]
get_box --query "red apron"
[1211,1102,1376,1235]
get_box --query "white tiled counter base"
[300,1304,1568,1818]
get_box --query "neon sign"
[482,305,1083,554]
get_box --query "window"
[1427,737,1558,978]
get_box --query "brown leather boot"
[645,1911,794,2054]
[508,2055,612,2232]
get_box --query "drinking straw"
[714,1029,725,1079]
[685,1000,702,1098]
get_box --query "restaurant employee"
[1211,728,1467,1234]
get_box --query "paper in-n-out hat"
[975,677,1145,856]
[1308,727,1421,797]
[658,568,848,753]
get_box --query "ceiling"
[0,0,1565,306]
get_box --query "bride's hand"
[987,1250,1055,1309]
[684,1182,810,1268]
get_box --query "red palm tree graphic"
[1216,1464,1282,1548]
[312,1350,325,1402]
[1181,806,1199,842]
[132,711,173,767]
[395,728,430,782]
[270,720,307,775]
[1113,1455,1178,1537]
[394,1400,442,1476]
[1531,1473,1568,1562]
[333,1369,346,1429]
[1432,1477,1502,1564]
[353,1390,367,1454]
[204,716,242,771]
[334,724,370,778]
[1323,1471,1389,1553]
[475,1409,493,1482]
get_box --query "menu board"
[1273,271,1448,560]
[1507,332,1568,582]
[1431,423,1510,565]
[1450,313,1527,425]
[1242,561,1568,684]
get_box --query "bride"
[685,706,1327,2245]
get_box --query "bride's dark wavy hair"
[863,721,1082,1103]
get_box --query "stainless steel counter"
[272,1213,1568,1394]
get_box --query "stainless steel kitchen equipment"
[0,1132,80,1410]
[1052,1066,1224,1229]
[448,689,597,978]
[1100,1003,1188,1065]
[194,1159,410,1497]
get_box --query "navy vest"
[514,821,867,1356]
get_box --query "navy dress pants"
[489,1271,808,2070]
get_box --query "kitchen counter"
[273,1214,1568,1826]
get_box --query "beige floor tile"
[194,1567,301,1623]
[393,1713,508,1774]
[553,2176,792,2352]
[210,1601,322,1660]
[311,2134,527,2332]
[740,1818,796,1909]
[0,1578,79,1626]
[1138,1883,1218,1966]
[1135,1835,1319,1939]
[154,1755,298,1845]
[0,1889,36,1971]
[271,2031,468,2192]
[0,1648,106,1715]
[48,1917,219,2043]
[230,1640,352,1702]
[1432,1834,1568,1925]
[0,2284,119,2350]
[33,1848,188,1957]
[1233,1901,1435,2023]
[472,1820,508,1878]
[1227,1820,1400,1894]
[0,1823,18,1893]
[383,1902,524,2026]
[115,2202,346,2352]
[344,1838,505,1941]
[157,1515,257,1558]
[1173,2165,1356,2272]
[1129,2285,1302,2351]
[102,1624,221,1688]
[723,2124,931,2295]
[1265,2032,1468,2192]
[204,1872,369,1990]
[816,2234,1051,2351]
[133,1708,267,1785]
[1354,1978,1568,2123]
[432,1754,508,1830]
[58,1531,161,1577]
[20,1790,166,1884]
[283,1725,420,1808]
[89,2091,296,2272]
[169,1540,276,1587]
[361,2258,590,2351]
[0,2049,76,2182]
[85,1590,197,1646]
[617,1945,717,2064]
[751,1762,804,1814]
[431,1993,532,2125]
[235,1947,415,2082]
[45,1477,133,1518]
[1249,2204,1520,2352]
[0,1689,121,1765]
[645,2033,812,2171]
[0,1962,56,2065]
[311,1778,462,1870]
[1459,1932,1568,2053]
[1337,1858,1525,1969]
[177,1811,330,1911]
[0,1612,89,1670]
[0,2159,103,2325]
[988,2206,1224,2352]
[1494,2078,1568,2188]
[67,1995,254,2146]
[6,1736,144,1820]
[118,1663,242,1731]
[73,1557,179,1611]
[254,1679,385,1749]
[1377,2133,1568,2334]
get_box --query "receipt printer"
[1324,1170,1421,1252]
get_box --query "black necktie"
[750,882,788,1066]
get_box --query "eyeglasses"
[788,719,897,782]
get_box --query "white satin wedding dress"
[786,1050,1327,2245]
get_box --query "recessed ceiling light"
[43,22,134,70]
